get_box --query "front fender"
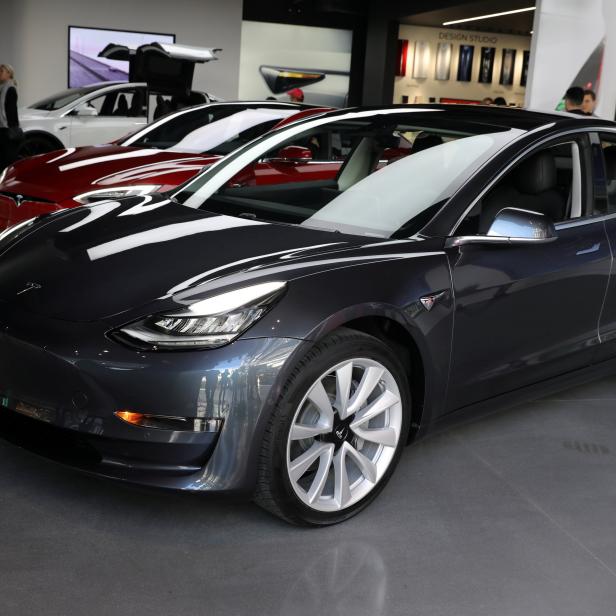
[245,254,454,427]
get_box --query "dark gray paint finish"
[1,106,616,494]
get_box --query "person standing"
[564,86,586,115]
[288,88,304,103]
[0,64,21,171]
[583,89,597,115]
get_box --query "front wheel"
[255,329,411,525]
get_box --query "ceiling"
[400,0,535,35]
[242,0,535,35]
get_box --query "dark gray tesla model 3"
[1,105,615,525]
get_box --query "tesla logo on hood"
[16,282,41,295]
[12,194,24,208]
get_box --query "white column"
[525,0,615,119]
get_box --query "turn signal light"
[114,410,222,432]
[116,411,143,424]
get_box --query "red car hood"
[2,145,219,203]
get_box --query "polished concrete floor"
[1,377,616,615]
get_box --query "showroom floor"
[1,377,616,616]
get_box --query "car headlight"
[73,185,162,204]
[116,281,287,350]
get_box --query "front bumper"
[0,302,303,491]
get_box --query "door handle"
[576,243,600,256]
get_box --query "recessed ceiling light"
[443,6,535,26]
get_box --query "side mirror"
[488,207,557,242]
[447,207,557,247]
[271,145,312,163]
[72,103,98,117]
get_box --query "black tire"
[254,328,412,526]
[18,134,60,158]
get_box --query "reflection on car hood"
[0,195,428,322]
[19,108,52,120]
[2,145,218,202]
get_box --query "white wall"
[395,24,530,106]
[3,0,243,105]
[526,0,616,119]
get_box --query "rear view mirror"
[271,145,312,163]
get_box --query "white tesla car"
[19,82,219,156]
[18,42,222,156]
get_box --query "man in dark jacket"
[564,86,587,115]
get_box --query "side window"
[598,134,616,214]
[85,88,146,118]
[279,129,413,163]
[458,140,583,235]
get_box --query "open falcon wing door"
[98,42,221,95]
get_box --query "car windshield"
[172,110,524,238]
[30,85,105,111]
[122,107,299,154]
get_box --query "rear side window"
[29,85,102,111]
[598,134,616,214]
[86,88,147,118]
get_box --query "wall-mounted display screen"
[500,48,517,85]
[435,43,452,81]
[457,45,474,82]
[396,39,409,76]
[238,21,351,107]
[478,47,495,83]
[412,41,431,79]
[68,26,176,88]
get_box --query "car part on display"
[500,48,517,85]
[434,43,452,81]
[478,46,495,83]
[259,65,325,94]
[412,41,430,79]
[457,44,474,81]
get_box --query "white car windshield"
[304,133,501,236]
[123,107,298,155]
[173,110,523,238]
[30,85,103,111]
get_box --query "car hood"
[2,145,218,202]
[0,194,410,322]
[19,108,52,120]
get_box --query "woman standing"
[0,64,21,171]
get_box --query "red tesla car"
[0,101,337,229]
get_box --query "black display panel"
[457,45,474,82]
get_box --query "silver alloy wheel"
[286,358,403,512]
